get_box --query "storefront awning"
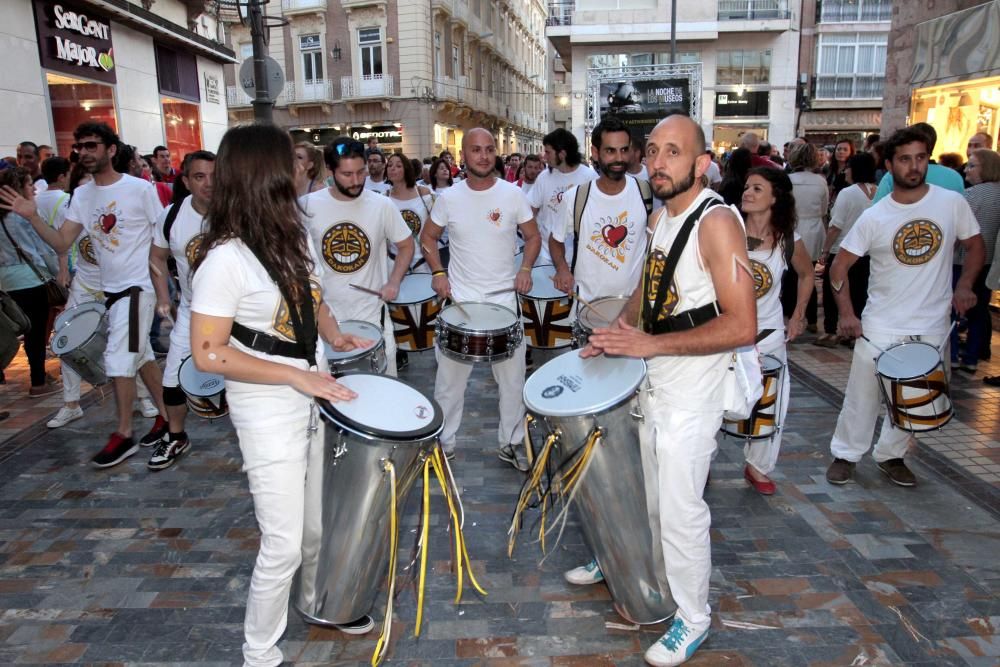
[912,1,1000,88]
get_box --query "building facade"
[1,0,234,166]
[545,0,802,152]
[222,0,549,160]
[796,0,890,146]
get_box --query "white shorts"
[162,305,192,388]
[104,290,155,378]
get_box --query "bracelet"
[432,270,447,277]
[519,266,531,273]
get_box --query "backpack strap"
[635,176,654,217]
[569,181,593,275]
[162,202,182,249]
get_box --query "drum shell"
[327,322,387,376]
[435,303,523,363]
[292,413,441,625]
[52,310,109,387]
[875,342,953,432]
[721,354,784,439]
[530,395,676,625]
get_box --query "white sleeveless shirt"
[748,232,800,332]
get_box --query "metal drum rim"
[439,301,519,333]
[178,355,226,399]
[523,355,647,417]
[578,294,631,329]
[315,373,444,441]
[327,320,386,363]
[388,273,437,306]
[875,342,944,382]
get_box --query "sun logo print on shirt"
[185,233,205,268]
[272,277,322,341]
[400,209,422,237]
[589,211,634,265]
[486,208,502,227]
[892,220,943,266]
[750,259,773,299]
[78,235,98,265]
[643,249,679,320]
[322,222,372,273]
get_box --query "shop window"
[46,72,117,157]
[155,43,199,102]
[716,50,771,85]
[162,98,201,170]
[815,33,887,100]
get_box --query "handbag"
[0,216,68,306]
[722,346,764,421]
[0,290,30,336]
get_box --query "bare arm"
[550,236,574,292]
[0,185,80,253]
[318,302,373,352]
[817,225,842,265]
[382,236,414,301]
[829,249,862,338]
[786,239,814,341]
[419,222,450,299]
[149,245,172,317]
[516,220,542,294]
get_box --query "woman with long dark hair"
[827,138,855,200]
[739,167,814,495]
[189,124,370,666]
[719,147,753,208]
[386,152,436,271]
[429,156,453,191]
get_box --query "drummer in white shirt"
[419,128,542,469]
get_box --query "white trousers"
[744,330,790,476]
[241,416,321,667]
[638,389,720,632]
[161,305,191,388]
[433,340,526,452]
[381,308,398,378]
[830,332,949,463]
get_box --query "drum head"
[391,273,436,305]
[55,301,105,331]
[439,302,516,330]
[326,321,383,361]
[523,350,646,417]
[318,373,443,440]
[52,310,104,353]
[760,354,784,374]
[875,341,941,380]
[178,355,226,398]
[525,265,567,300]
[580,296,629,330]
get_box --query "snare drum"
[875,341,953,432]
[519,265,573,349]
[178,355,229,419]
[721,354,784,439]
[55,300,105,332]
[325,320,387,376]
[388,273,441,351]
[572,295,630,348]
[51,304,109,386]
[435,302,523,363]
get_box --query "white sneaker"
[644,617,709,667]
[47,406,84,429]
[137,398,159,418]
[564,558,604,585]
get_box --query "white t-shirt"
[430,178,533,308]
[152,195,206,309]
[389,189,436,270]
[520,180,535,197]
[828,183,873,254]
[840,184,980,336]
[528,165,598,264]
[364,177,391,195]
[190,237,325,469]
[705,160,722,185]
[551,176,648,301]
[301,188,411,325]
[749,233,800,331]
[789,171,829,260]
[66,174,162,293]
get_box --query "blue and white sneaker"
[564,558,604,585]
[644,617,709,666]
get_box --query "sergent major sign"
[33,1,116,83]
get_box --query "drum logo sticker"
[322,222,372,273]
[750,259,773,299]
[414,405,431,420]
[401,209,422,237]
[57,335,68,349]
[542,385,564,399]
[201,378,221,391]
[892,220,942,266]
[78,235,98,266]
[185,233,205,268]
[486,208,502,228]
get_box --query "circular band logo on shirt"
[892,220,942,266]
[750,259,773,299]
[185,233,205,268]
[400,209,422,237]
[78,235,98,265]
[322,222,371,274]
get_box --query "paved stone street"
[0,332,998,666]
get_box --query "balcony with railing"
[341,74,395,99]
[281,0,328,15]
[819,0,892,23]
[288,79,337,105]
[718,0,789,20]
[546,0,573,26]
[226,85,293,108]
[815,74,885,100]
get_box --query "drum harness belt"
[104,286,143,353]
[640,197,723,335]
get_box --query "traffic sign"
[239,55,285,100]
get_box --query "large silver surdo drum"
[293,373,443,625]
[523,351,676,625]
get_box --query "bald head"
[651,114,706,155]
[968,132,993,158]
[462,128,495,152]
[647,114,711,203]
[462,127,498,180]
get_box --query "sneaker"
[564,558,604,585]
[877,458,916,487]
[91,433,138,468]
[826,458,855,485]
[137,398,159,418]
[147,433,191,470]
[334,614,374,635]
[644,617,709,667]
[47,405,84,428]
[498,443,529,472]
[396,351,409,372]
[28,381,61,398]
[139,416,169,447]
[957,362,978,374]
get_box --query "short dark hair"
[884,127,930,163]
[153,145,169,157]
[863,133,880,149]
[846,152,876,184]
[506,152,522,162]
[112,143,136,174]
[410,157,424,177]
[909,122,937,153]
[182,150,216,176]
[73,122,118,147]
[543,128,582,167]
[591,116,631,150]
[41,156,71,183]
[524,153,542,164]
[494,155,505,174]
[367,150,385,164]
[324,136,366,171]
[630,135,645,152]
[17,141,38,153]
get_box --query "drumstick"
[350,283,383,298]
[860,335,905,362]
[485,286,517,296]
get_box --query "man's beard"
[599,160,627,181]
[891,168,927,191]
[651,162,697,200]
[466,162,494,179]
[334,179,363,199]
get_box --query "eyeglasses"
[72,141,103,152]
[333,141,365,156]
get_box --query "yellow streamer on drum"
[507,431,559,557]
[371,461,398,667]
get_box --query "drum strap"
[230,321,311,361]
[104,286,142,352]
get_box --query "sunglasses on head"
[333,141,365,156]
[71,141,104,152]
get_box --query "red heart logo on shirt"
[602,224,627,248]
[99,213,117,233]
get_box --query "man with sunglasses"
[0,122,169,469]
[300,138,413,376]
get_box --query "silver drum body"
[51,304,109,386]
[293,374,443,625]
[524,352,675,625]
[325,320,387,376]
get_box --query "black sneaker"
[334,614,374,635]
[826,458,855,485]
[877,458,916,487]
[498,443,529,472]
[92,433,138,468]
[396,351,409,372]
[140,416,169,447]
[147,433,191,470]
